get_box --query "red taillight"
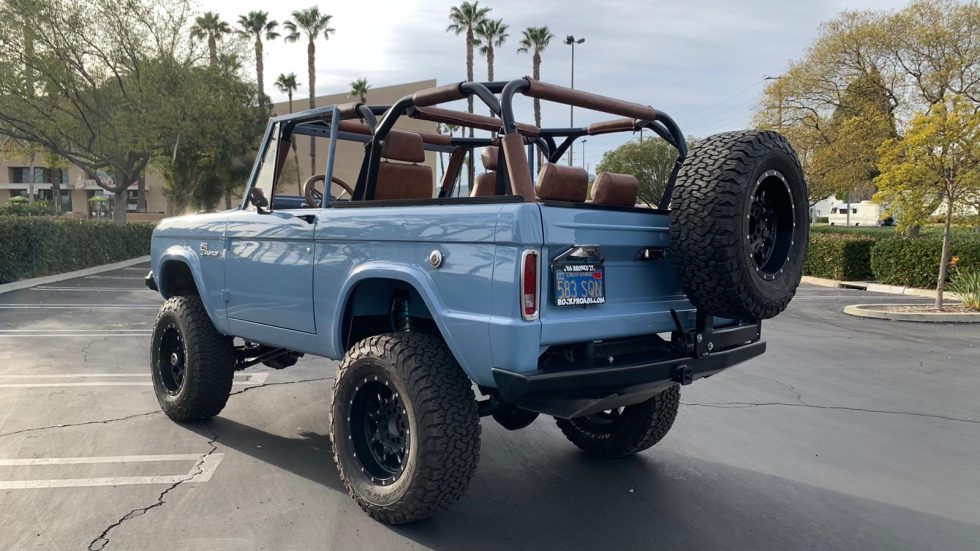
[521,250,539,320]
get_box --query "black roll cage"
[254,78,687,209]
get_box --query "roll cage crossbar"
[263,78,687,208]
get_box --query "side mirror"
[249,187,271,213]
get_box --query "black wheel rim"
[349,375,409,485]
[747,170,795,281]
[158,324,185,395]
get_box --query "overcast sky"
[209,0,911,169]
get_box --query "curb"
[843,304,980,323]
[801,276,960,301]
[0,256,150,295]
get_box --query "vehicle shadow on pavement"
[187,417,345,493]
[386,428,980,551]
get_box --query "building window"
[7,167,68,184]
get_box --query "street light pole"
[581,139,587,170]
[565,35,585,166]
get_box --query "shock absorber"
[391,291,412,333]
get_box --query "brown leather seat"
[535,163,588,202]
[592,172,639,207]
[374,129,433,200]
[470,146,499,197]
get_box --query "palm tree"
[475,18,508,82]
[447,2,490,189]
[190,12,232,67]
[285,7,336,174]
[349,78,370,103]
[447,2,490,127]
[518,26,555,129]
[237,11,280,99]
[275,73,303,193]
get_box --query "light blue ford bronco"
[146,79,808,523]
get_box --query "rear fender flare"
[333,262,474,380]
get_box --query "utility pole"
[565,35,585,166]
[764,75,784,130]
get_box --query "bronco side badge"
[199,242,220,257]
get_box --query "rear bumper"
[492,340,765,403]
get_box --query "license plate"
[553,264,605,306]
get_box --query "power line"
[674,78,766,121]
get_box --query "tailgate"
[538,204,694,346]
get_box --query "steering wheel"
[304,174,355,207]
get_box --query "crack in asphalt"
[0,376,335,440]
[681,400,980,425]
[0,410,160,439]
[229,375,335,396]
[86,423,219,551]
[79,375,335,549]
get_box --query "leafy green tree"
[149,51,265,213]
[874,97,980,309]
[284,7,335,176]
[190,12,232,68]
[596,138,693,207]
[808,71,897,205]
[237,11,280,99]
[0,0,190,223]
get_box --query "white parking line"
[30,287,151,292]
[0,372,269,388]
[83,275,142,280]
[0,304,159,310]
[0,329,152,337]
[0,453,224,489]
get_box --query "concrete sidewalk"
[801,275,959,301]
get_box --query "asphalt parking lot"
[0,263,978,551]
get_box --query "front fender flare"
[155,245,226,332]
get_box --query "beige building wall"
[271,79,440,196]
[0,146,170,218]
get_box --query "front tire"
[330,333,481,524]
[150,296,236,422]
[555,385,680,458]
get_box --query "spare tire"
[669,130,808,320]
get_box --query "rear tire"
[330,333,481,524]
[150,296,235,422]
[555,385,680,458]
[670,130,809,320]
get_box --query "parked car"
[145,78,809,523]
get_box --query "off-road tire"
[555,385,680,458]
[670,130,809,320]
[330,333,481,524]
[151,296,236,422]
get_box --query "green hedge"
[870,235,980,288]
[0,217,155,284]
[804,233,879,281]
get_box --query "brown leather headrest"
[481,146,499,171]
[382,130,425,163]
[535,163,588,202]
[592,172,639,207]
